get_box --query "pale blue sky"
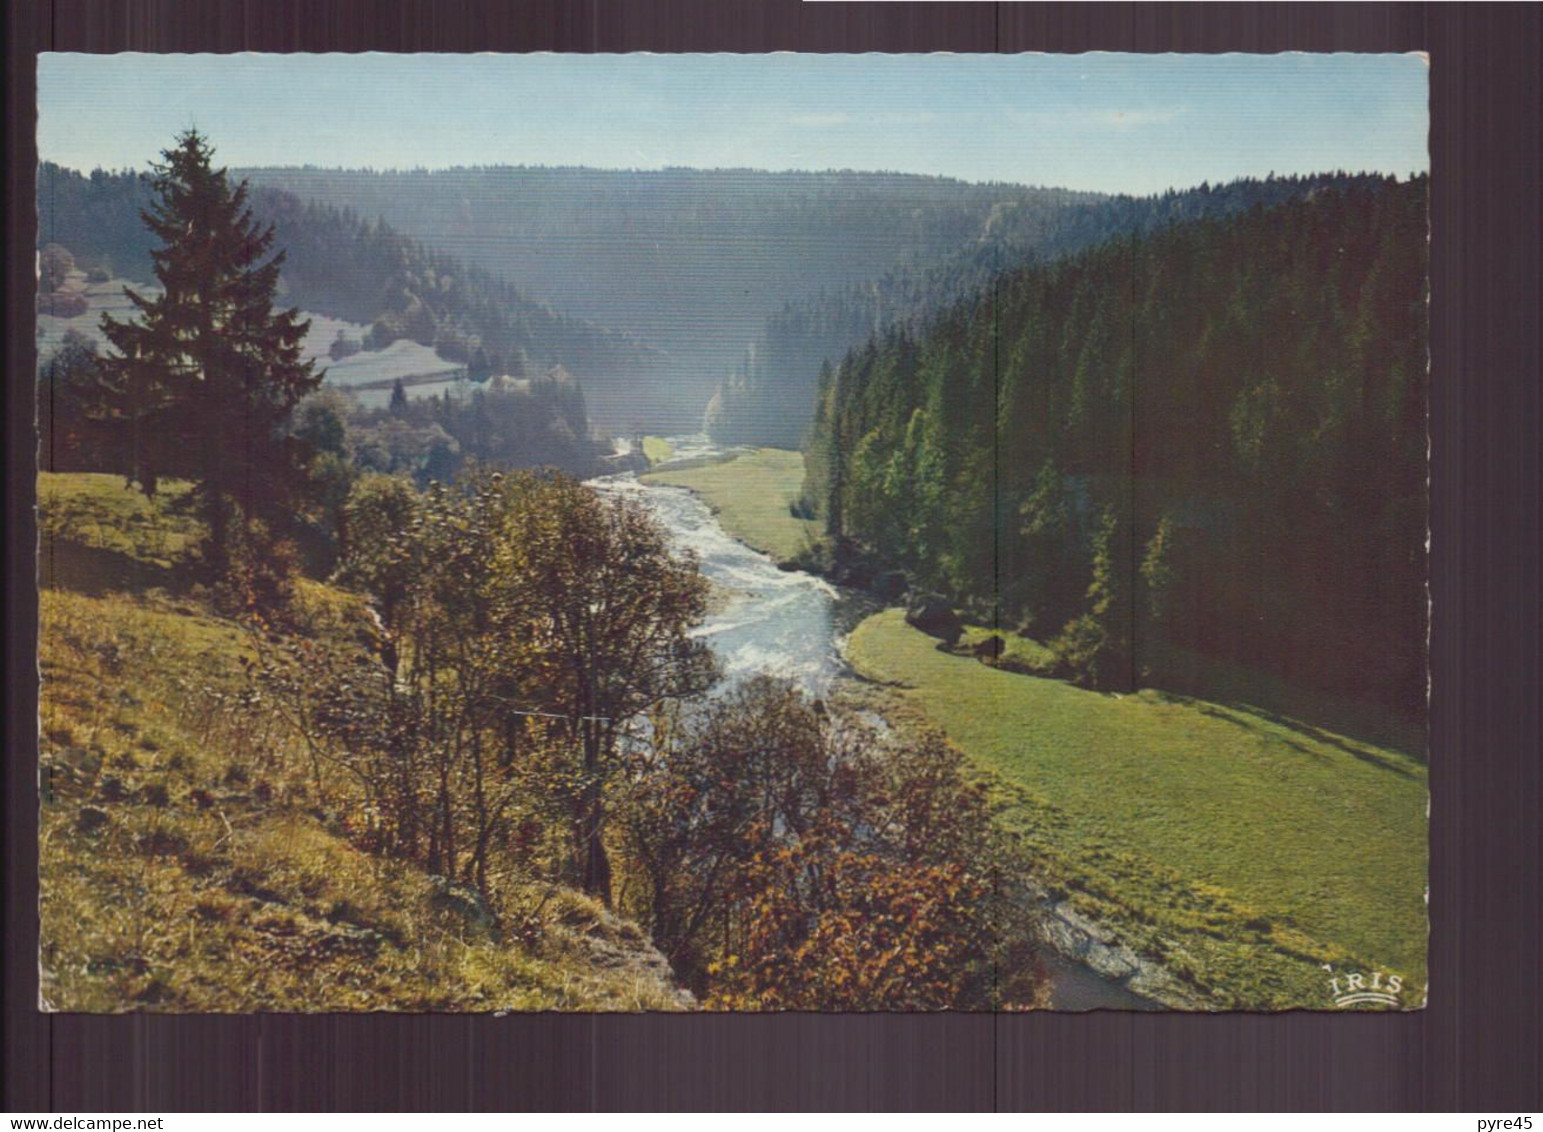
[38,53,1427,194]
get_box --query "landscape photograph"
[34,51,1429,1012]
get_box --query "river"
[591,441,1160,1011]
[592,472,847,695]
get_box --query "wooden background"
[5,2,1539,1112]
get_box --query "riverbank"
[618,457,1202,1009]
[827,674,1176,1010]
[845,609,1429,1010]
[640,446,819,564]
[631,443,1426,1010]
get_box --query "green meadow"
[641,447,819,563]
[848,608,1428,1009]
[640,435,676,466]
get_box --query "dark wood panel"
[5,0,1539,1113]
[40,1014,997,1111]
[5,0,47,1113]
[1421,1,1542,1111]
[1000,3,1429,51]
[588,1015,995,1111]
[36,0,1000,53]
[997,1014,1429,1111]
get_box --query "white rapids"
[590,442,843,696]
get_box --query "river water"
[592,438,848,695]
[591,441,1159,1011]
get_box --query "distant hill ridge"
[41,162,1413,439]
[235,166,1110,422]
[36,162,672,429]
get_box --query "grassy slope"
[641,447,819,563]
[848,609,1428,1009]
[640,436,676,465]
[36,273,443,398]
[38,473,686,1012]
[955,622,1058,673]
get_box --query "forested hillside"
[36,163,671,427]
[709,173,1400,445]
[237,166,1107,416]
[805,176,1428,718]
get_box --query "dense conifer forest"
[804,176,1428,717]
[709,173,1409,445]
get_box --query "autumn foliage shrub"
[616,678,1047,1010]
[217,518,303,620]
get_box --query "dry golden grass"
[38,472,689,1012]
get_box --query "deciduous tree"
[39,242,75,293]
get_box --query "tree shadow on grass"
[1159,692,1422,782]
[1219,701,1424,780]
[39,536,196,598]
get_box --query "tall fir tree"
[1053,506,1135,692]
[99,129,321,570]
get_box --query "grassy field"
[641,436,676,465]
[37,472,688,1012]
[641,447,820,563]
[848,608,1428,1009]
[38,272,367,369]
[36,273,451,411]
[955,622,1058,673]
[37,474,210,600]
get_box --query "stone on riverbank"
[905,594,963,645]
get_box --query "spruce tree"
[1055,506,1135,693]
[99,129,321,571]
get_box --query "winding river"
[591,442,1159,1011]
[594,472,847,695]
